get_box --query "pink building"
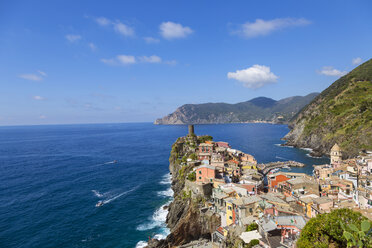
[195,165,216,183]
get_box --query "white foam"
[306,153,322,159]
[300,147,313,152]
[157,187,173,197]
[275,144,294,148]
[135,241,148,248]
[136,201,170,231]
[92,190,104,198]
[159,173,172,185]
[96,185,140,206]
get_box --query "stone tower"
[330,143,342,165]
[188,124,195,136]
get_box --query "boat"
[96,201,104,207]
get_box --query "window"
[199,171,202,174]
[199,177,201,180]
[228,206,232,210]
[229,216,232,220]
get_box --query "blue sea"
[0,123,328,248]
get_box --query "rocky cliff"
[284,59,372,158]
[154,94,318,125]
[147,135,220,248]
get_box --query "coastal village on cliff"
[150,125,372,248]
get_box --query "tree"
[246,222,258,232]
[297,208,372,248]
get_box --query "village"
[175,125,372,248]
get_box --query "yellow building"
[225,199,235,226]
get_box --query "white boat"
[96,201,104,207]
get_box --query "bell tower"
[330,143,342,165]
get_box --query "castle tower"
[188,124,195,136]
[330,143,342,165]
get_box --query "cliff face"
[154,94,318,125]
[148,136,220,248]
[284,59,372,158]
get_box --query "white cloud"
[159,22,193,39]
[65,34,82,43]
[227,65,278,89]
[19,70,47,81]
[96,17,111,26]
[144,37,160,43]
[33,96,44,100]
[232,18,310,38]
[165,60,177,66]
[352,57,362,65]
[318,66,347,77]
[101,55,177,66]
[38,71,47,77]
[88,42,96,51]
[94,17,134,37]
[139,55,162,63]
[117,55,136,64]
[113,21,134,37]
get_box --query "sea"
[0,123,329,248]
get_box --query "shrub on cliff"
[297,208,372,248]
[198,135,213,143]
[187,171,196,181]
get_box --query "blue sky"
[0,0,371,125]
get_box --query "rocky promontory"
[147,135,220,248]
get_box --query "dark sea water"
[0,123,329,248]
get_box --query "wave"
[300,147,313,152]
[159,173,171,185]
[136,201,170,231]
[157,188,173,197]
[135,241,148,248]
[306,153,322,159]
[274,144,294,148]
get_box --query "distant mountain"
[154,93,319,125]
[284,59,372,158]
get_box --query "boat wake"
[91,190,104,198]
[94,185,141,207]
[275,156,289,161]
[104,160,117,165]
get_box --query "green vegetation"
[290,59,372,157]
[187,171,196,181]
[297,209,372,248]
[245,222,258,232]
[342,220,371,248]
[189,153,198,160]
[198,135,213,143]
[181,190,191,200]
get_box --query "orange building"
[268,174,290,192]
